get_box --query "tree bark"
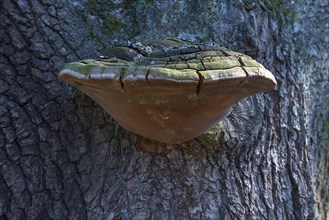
[0,0,328,219]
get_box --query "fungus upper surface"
[59,39,277,144]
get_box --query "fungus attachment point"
[59,39,277,144]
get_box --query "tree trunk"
[0,0,328,219]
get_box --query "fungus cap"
[59,40,277,144]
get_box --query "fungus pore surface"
[59,39,277,144]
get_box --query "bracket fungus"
[59,39,277,144]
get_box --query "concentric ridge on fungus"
[59,39,277,144]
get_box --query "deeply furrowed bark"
[0,0,328,219]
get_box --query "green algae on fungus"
[59,39,277,144]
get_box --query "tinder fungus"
[59,39,277,144]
